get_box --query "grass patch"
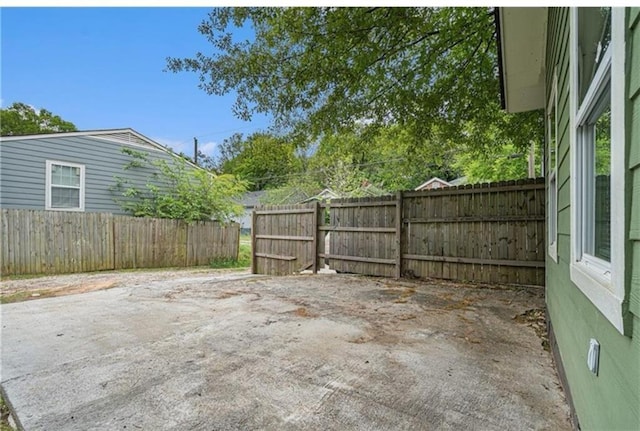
[1,393,15,431]
[0,290,52,305]
[0,273,48,282]
[210,244,251,269]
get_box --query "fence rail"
[0,209,239,276]
[251,203,318,275]
[253,178,545,285]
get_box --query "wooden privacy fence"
[0,209,239,276]
[251,203,319,275]
[252,178,546,285]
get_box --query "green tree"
[595,108,611,176]
[218,132,301,190]
[216,132,245,171]
[261,176,321,205]
[167,7,542,152]
[453,142,540,183]
[112,148,246,223]
[451,115,542,183]
[304,125,459,192]
[1,102,77,136]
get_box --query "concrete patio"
[1,270,570,430]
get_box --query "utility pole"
[194,137,198,166]
[528,142,536,178]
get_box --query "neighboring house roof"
[414,177,452,191]
[301,188,340,203]
[0,128,201,170]
[256,182,388,206]
[496,7,548,113]
[277,189,314,205]
[360,182,387,197]
[303,184,387,201]
[449,176,468,186]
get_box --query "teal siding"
[0,135,178,214]
[546,7,640,430]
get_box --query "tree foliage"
[453,143,539,183]
[217,132,301,190]
[1,102,77,136]
[308,125,458,191]
[167,7,542,152]
[112,148,246,223]
[217,122,536,201]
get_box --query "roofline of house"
[0,127,204,171]
[415,177,452,191]
[1,128,140,142]
[496,7,547,113]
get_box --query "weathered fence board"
[252,203,318,275]
[187,221,239,266]
[1,210,115,275]
[251,178,545,286]
[113,216,188,269]
[0,209,239,276]
[401,179,545,285]
[326,194,398,278]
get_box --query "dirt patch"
[216,290,243,299]
[0,268,249,304]
[0,280,119,304]
[293,307,318,318]
[443,297,475,311]
[514,308,549,351]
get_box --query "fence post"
[312,201,320,274]
[251,209,258,274]
[395,191,403,280]
[111,214,116,271]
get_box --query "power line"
[159,125,270,156]
[240,156,409,183]
[192,123,266,140]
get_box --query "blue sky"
[1,7,271,159]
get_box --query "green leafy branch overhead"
[167,7,543,152]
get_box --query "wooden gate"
[251,203,321,275]
[321,194,400,279]
[250,178,546,285]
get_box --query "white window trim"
[569,7,625,334]
[547,70,558,263]
[45,160,86,212]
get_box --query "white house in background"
[235,190,267,233]
[302,188,340,203]
[414,177,452,191]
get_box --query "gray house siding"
[237,209,253,233]
[1,133,178,214]
[233,191,267,234]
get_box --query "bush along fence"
[252,178,545,286]
[0,209,239,276]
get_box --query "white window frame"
[45,160,85,212]
[547,71,558,263]
[569,8,625,334]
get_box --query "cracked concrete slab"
[1,271,570,430]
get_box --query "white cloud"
[153,137,219,158]
[152,137,192,156]
[199,141,217,156]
